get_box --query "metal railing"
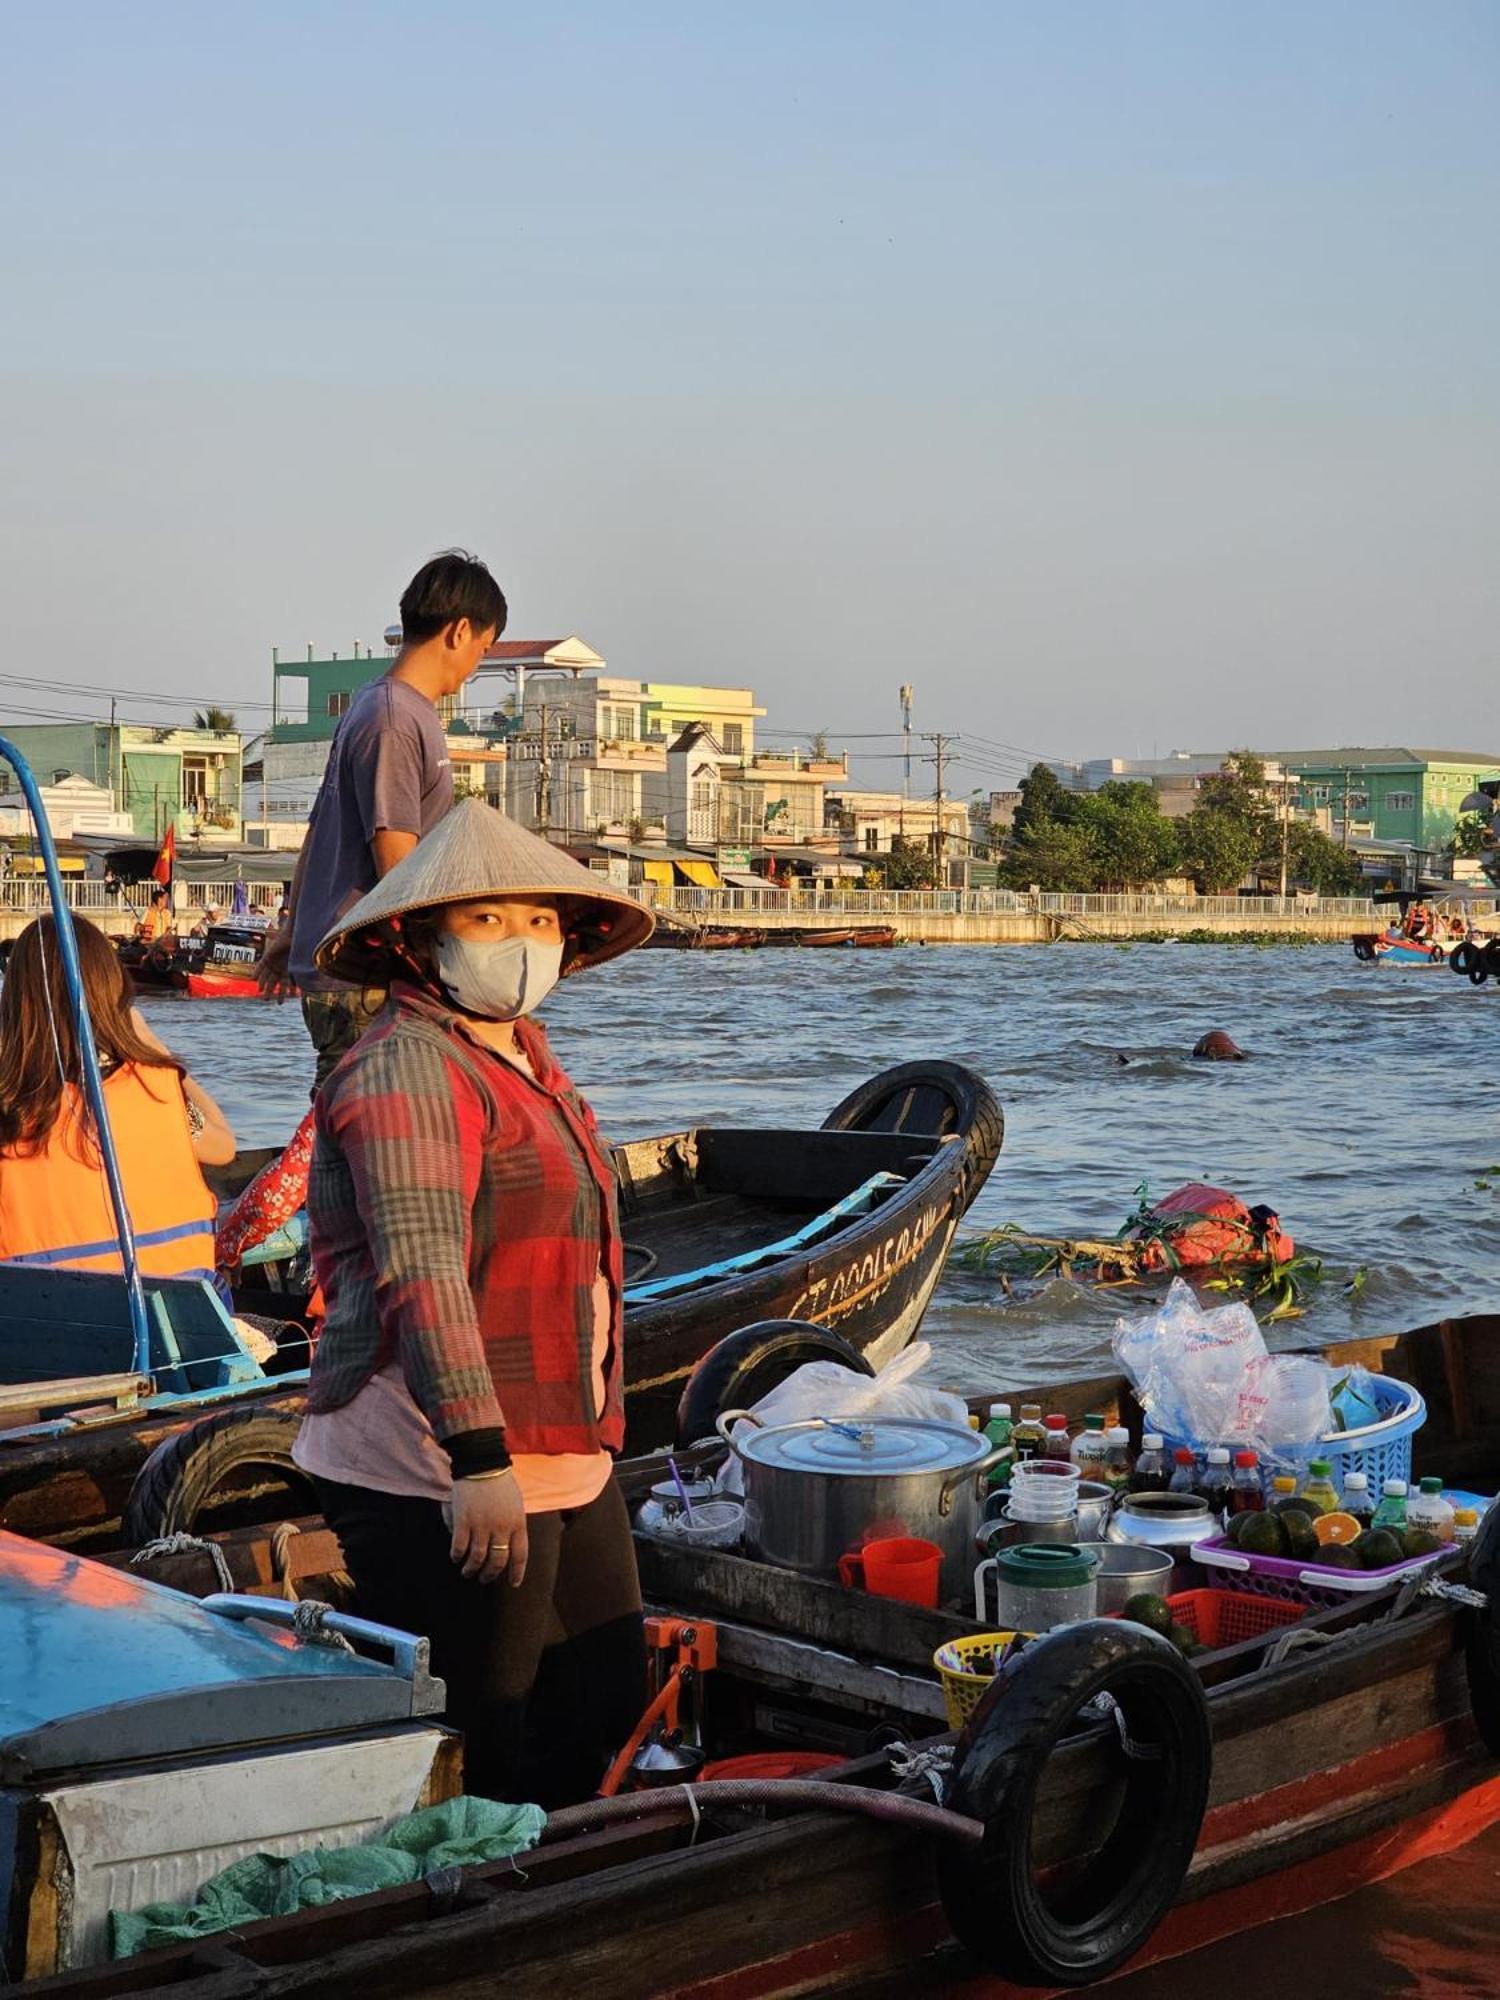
[647,887,1384,920]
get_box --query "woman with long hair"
[0,914,234,1279]
[292,799,654,1807]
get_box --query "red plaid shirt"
[305,981,624,1474]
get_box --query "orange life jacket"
[0,1063,217,1280]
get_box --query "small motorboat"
[172,919,289,998]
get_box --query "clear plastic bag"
[717,1342,969,1494]
[1112,1279,1332,1457]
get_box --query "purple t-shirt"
[290,677,453,988]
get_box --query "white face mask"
[433,933,563,1020]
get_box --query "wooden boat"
[170,919,288,998]
[12,1306,1500,1996]
[114,933,207,991]
[0,1061,1003,1550]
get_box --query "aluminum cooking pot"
[1106,1490,1220,1593]
[716,1410,1004,1602]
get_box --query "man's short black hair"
[399,550,508,645]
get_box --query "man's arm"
[370,829,419,876]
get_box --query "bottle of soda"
[1070,1413,1107,1469]
[1341,1470,1375,1531]
[983,1402,1014,1492]
[1230,1450,1264,1513]
[1299,1459,1339,1516]
[1042,1413,1073,1461]
[1102,1426,1135,1495]
[1453,1507,1479,1547]
[1011,1404,1047,1465]
[1371,1478,1408,1532]
[1168,1447,1199,1495]
[1197,1446,1233,1521]
[1130,1433,1169,1494]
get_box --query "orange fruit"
[1313,1511,1361,1546]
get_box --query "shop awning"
[641,859,674,888]
[676,860,722,889]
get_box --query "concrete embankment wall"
[693,909,1370,945]
[0,907,135,942]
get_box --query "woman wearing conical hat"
[292,800,654,1807]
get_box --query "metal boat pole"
[0,735,152,1375]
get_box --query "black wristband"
[442,1427,512,1478]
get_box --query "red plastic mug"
[838,1536,943,1608]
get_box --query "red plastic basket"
[1165,1588,1305,1649]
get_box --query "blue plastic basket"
[1166,1374,1424,1497]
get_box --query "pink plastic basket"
[1193,1533,1444,1606]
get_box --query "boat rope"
[1082,1691,1164,1762]
[129,1533,234,1593]
[270,1520,301,1601]
[290,1598,357,1653]
[1419,1576,1489,1612]
[1260,1627,1338,1670]
[888,1741,954,1803]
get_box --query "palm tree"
[193,706,238,733]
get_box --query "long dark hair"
[0,916,185,1156]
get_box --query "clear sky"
[2,2,1495,794]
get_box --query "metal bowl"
[1093,1543,1175,1614]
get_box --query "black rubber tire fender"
[674,1320,874,1447]
[1469,956,1490,986]
[1451,941,1476,977]
[937,1618,1212,1988]
[1352,938,1376,962]
[123,1406,312,1544]
[822,1061,1005,1215]
[1485,941,1500,979]
[1463,1500,1500,1755]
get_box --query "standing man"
[259,550,507,1088]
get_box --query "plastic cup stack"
[1008,1459,1082,1524]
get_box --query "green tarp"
[111,1795,546,1960]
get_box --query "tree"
[1074,782,1182,888]
[1449,811,1491,860]
[1010,762,1076,840]
[193,707,238,733]
[1284,822,1365,894]
[998,815,1099,893]
[870,835,939,889]
[809,729,830,762]
[1176,807,1262,893]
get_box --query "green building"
[0,722,243,842]
[1282,748,1500,861]
[269,648,394,744]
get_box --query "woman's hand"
[447,1471,528,1586]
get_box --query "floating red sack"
[1127,1183,1293,1273]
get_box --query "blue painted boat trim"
[624,1171,904,1301]
[0,734,153,1374]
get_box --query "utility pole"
[899,686,914,830]
[535,705,552,832]
[922,731,958,875]
[1279,772,1290,900]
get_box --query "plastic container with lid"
[994,1543,1100,1630]
[1299,1459,1339,1516]
[1131,1434,1169,1494]
[1042,1414,1073,1461]
[1408,1476,1455,1541]
[1168,1447,1199,1495]
[1372,1478,1409,1532]
[1101,1427,1135,1494]
[1198,1447,1233,1520]
[1070,1414,1107,1469]
[1341,1471,1375,1530]
[1230,1450,1264,1513]
[983,1403,1014,1491]
[1011,1405,1047,1464]
[1453,1507,1480,1546]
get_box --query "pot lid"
[737,1417,985,1478]
[996,1543,1101,1586]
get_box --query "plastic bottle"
[1298,1459,1339,1517]
[1130,1434,1169,1495]
[1269,1474,1299,1509]
[1408,1476,1456,1542]
[1197,1446,1233,1521]
[1101,1426,1135,1494]
[1341,1471,1375,1531]
[1042,1413,1073,1461]
[1371,1478,1409,1532]
[1453,1507,1479,1547]
[1011,1404,1047,1466]
[1070,1413,1107,1469]
[1168,1447,1199,1495]
[983,1403,1014,1491]
[1230,1450,1264,1513]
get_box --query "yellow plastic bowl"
[933,1629,1035,1728]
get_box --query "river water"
[142,939,1500,1384]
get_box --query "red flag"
[765,851,776,879]
[151,825,176,887]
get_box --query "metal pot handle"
[714,1408,764,1459]
[939,1444,1006,1516]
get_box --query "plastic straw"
[666,1455,697,1525]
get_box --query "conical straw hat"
[315,798,654,981]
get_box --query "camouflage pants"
[300,988,388,1094]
